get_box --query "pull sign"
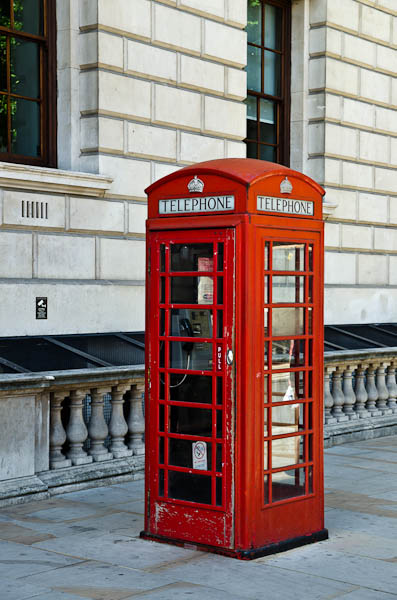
[36,297,47,320]
[216,344,223,371]
[192,441,207,470]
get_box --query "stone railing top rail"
[0,365,145,392]
[325,347,397,364]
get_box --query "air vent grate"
[21,200,48,219]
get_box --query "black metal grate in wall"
[323,323,397,352]
[0,332,145,374]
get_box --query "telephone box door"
[146,228,235,548]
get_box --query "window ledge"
[323,197,338,219]
[0,162,113,197]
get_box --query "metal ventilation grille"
[324,323,397,352]
[0,332,145,373]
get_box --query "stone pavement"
[1,436,397,600]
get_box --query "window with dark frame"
[246,0,291,166]
[0,0,56,167]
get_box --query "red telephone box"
[142,158,328,558]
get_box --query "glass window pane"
[169,406,212,437]
[169,438,212,469]
[272,339,305,370]
[159,309,165,336]
[10,39,40,98]
[11,98,40,157]
[168,471,212,504]
[264,474,269,504]
[271,372,305,403]
[170,276,213,304]
[264,407,269,436]
[216,477,222,506]
[0,36,7,91]
[0,2,10,28]
[159,437,164,464]
[272,276,304,303]
[13,0,43,35]
[169,341,212,371]
[272,468,306,502]
[246,95,257,140]
[272,435,304,469]
[0,96,7,152]
[247,0,261,45]
[159,469,164,496]
[247,46,261,92]
[264,50,281,96]
[264,308,269,337]
[265,242,270,270]
[171,243,213,272]
[170,309,212,338]
[272,404,304,435]
[259,145,276,162]
[160,244,166,272]
[217,311,223,338]
[264,440,268,470]
[216,444,222,472]
[264,374,269,404]
[160,277,165,303]
[246,141,257,159]
[273,243,305,271]
[259,98,276,144]
[217,277,223,304]
[169,374,212,404]
[216,377,222,405]
[265,4,282,51]
[217,243,224,271]
[272,307,304,336]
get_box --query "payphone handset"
[171,309,213,371]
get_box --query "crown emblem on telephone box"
[280,177,293,194]
[188,175,204,194]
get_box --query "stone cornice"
[0,162,113,197]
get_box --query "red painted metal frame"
[143,159,326,558]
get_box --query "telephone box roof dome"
[145,158,325,196]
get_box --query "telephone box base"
[140,528,329,560]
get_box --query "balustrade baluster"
[49,391,72,469]
[88,387,113,461]
[127,383,145,455]
[354,364,370,418]
[331,367,349,422]
[324,367,336,424]
[110,383,132,458]
[365,364,381,416]
[342,364,358,420]
[375,363,392,415]
[386,362,397,414]
[66,389,92,465]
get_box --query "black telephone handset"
[180,318,194,354]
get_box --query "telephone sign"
[142,159,328,559]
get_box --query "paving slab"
[259,546,397,595]
[22,560,180,598]
[0,539,83,580]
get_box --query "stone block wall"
[305,0,397,324]
[78,0,247,200]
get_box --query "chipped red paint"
[142,159,328,558]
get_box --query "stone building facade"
[0,0,396,337]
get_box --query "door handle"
[226,349,233,366]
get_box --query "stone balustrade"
[324,348,397,446]
[0,366,145,506]
[49,380,145,470]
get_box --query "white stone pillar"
[331,366,348,422]
[354,364,370,418]
[324,366,336,424]
[375,363,392,415]
[342,364,358,420]
[127,382,145,455]
[365,364,381,416]
[109,383,133,458]
[49,391,72,469]
[88,387,113,461]
[386,362,397,414]
[66,389,93,465]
